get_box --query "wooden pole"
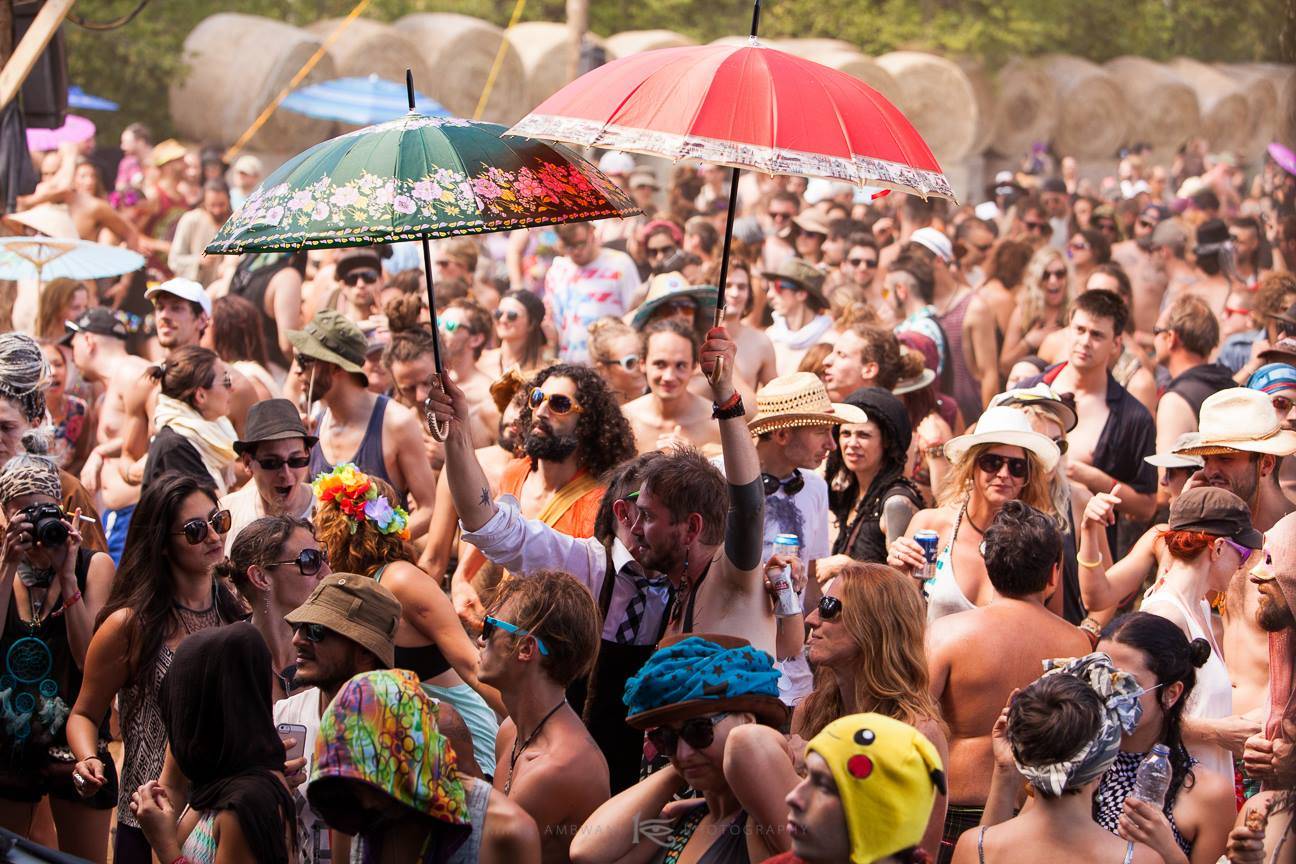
[0,0,14,68]
[0,0,75,109]
[566,0,587,82]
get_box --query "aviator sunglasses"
[529,387,582,415]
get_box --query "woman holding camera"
[0,433,115,861]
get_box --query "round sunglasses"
[597,354,641,373]
[493,308,521,322]
[529,387,582,415]
[975,452,1029,479]
[172,509,232,545]
[268,547,328,577]
[647,712,730,757]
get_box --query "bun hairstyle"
[897,348,927,382]
[384,294,426,335]
[20,428,51,456]
[1101,612,1202,801]
[1007,673,1104,798]
[381,296,437,369]
[147,345,219,407]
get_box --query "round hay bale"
[710,35,758,49]
[397,13,528,124]
[1234,63,1296,150]
[876,51,980,164]
[956,57,996,155]
[988,57,1059,158]
[771,38,859,57]
[1215,64,1278,160]
[1040,55,1130,159]
[773,43,902,105]
[304,17,428,87]
[604,29,695,60]
[1101,56,1200,152]
[170,13,338,152]
[1167,58,1251,153]
[506,21,606,112]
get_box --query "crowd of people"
[0,120,1295,864]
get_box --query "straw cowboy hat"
[943,406,1061,472]
[1174,388,1296,457]
[748,372,868,437]
[628,271,718,329]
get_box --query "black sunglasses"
[647,713,729,757]
[975,453,1029,479]
[292,622,330,643]
[529,388,582,415]
[172,509,232,545]
[1052,436,1069,455]
[647,244,677,258]
[762,469,805,496]
[254,454,311,471]
[847,257,877,269]
[817,595,842,621]
[341,269,380,286]
[493,308,520,322]
[269,547,327,576]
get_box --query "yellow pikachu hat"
[805,713,947,864]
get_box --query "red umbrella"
[507,1,953,330]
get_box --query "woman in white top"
[888,407,1062,621]
[1137,486,1260,779]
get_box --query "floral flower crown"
[311,463,410,538]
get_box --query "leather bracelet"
[712,393,745,420]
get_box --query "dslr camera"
[19,503,68,547]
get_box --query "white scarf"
[153,394,237,493]
[768,313,834,351]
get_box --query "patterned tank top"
[180,810,219,864]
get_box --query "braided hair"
[0,333,49,423]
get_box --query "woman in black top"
[0,433,115,861]
[140,345,238,494]
[826,387,923,564]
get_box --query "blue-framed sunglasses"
[482,615,549,655]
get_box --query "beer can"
[914,529,940,563]
[770,533,802,616]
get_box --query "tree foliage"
[65,0,1291,146]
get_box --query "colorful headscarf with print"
[309,670,469,847]
[1012,652,1144,797]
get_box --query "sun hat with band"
[1173,387,1296,457]
[805,713,946,864]
[942,406,1061,472]
[1167,486,1264,549]
[991,383,1078,433]
[287,308,369,384]
[748,372,869,437]
[623,634,787,730]
[761,257,829,310]
[628,272,718,329]
[284,571,402,668]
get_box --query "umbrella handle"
[426,408,450,442]
[707,356,726,387]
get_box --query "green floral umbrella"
[205,114,639,254]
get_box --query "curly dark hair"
[519,363,636,477]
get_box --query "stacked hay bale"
[170,13,338,151]
[1168,58,1252,153]
[956,57,997,156]
[507,21,607,112]
[304,17,428,88]
[774,39,903,104]
[1233,63,1296,150]
[1102,56,1200,157]
[876,51,981,164]
[397,13,528,124]
[987,57,1059,157]
[1216,64,1278,160]
[604,30,695,60]
[1040,55,1130,158]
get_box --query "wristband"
[711,393,745,420]
[1076,555,1103,569]
[51,591,82,617]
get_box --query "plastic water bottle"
[1131,743,1172,807]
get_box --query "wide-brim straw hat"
[1146,432,1204,469]
[2,204,79,239]
[943,406,1061,472]
[1174,387,1296,457]
[629,272,718,329]
[748,372,869,436]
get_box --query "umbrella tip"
[405,69,416,111]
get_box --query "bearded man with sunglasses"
[219,400,317,553]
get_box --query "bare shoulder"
[483,785,542,860]
[910,506,955,534]
[1180,762,1236,815]
[381,559,438,590]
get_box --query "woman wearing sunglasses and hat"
[67,472,242,864]
[571,635,801,864]
[887,407,1063,621]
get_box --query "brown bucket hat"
[284,572,402,668]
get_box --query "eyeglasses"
[646,713,730,757]
[1152,325,1169,336]
[172,509,232,545]
[598,354,641,372]
[292,622,330,643]
[1095,221,1118,233]
[846,257,878,270]
[646,244,677,259]
[1068,241,1090,252]
[341,269,380,286]
[434,259,455,269]
[1044,268,1068,281]
[529,387,582,415]
[763,470,806,496]
[768,211,794,221]
[493,308,520,322]
[1025,221,1051,234]
[481,615,549,655]
[1137,219,1157,229]
[817,595,842,621]
[975,452,1029,479]
[254,454,311,471]
[1274,395,1294,414]
[269,547,327,576]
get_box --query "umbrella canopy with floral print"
[206,113,639,254]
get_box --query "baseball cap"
[909,227,954,263]
[598,151,635,177]
[284,572,402,668]
[146,278,212,317]
[61,307,127,345]
[629,168,658,190]
[1167,487,1264,549]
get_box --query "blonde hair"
[937,441,1060,524]
[1018,247,1072,333]
[1017,404,1073,525]
[794,563,944,739]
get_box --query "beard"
[1258,595,1296,633]
[499,425,522,456]
[524,419,579,462]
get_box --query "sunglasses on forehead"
[172,509,232,545]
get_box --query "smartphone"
[277,723,308,763]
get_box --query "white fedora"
[943,406,1061,472]
[1175,388,1296,457]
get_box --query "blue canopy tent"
[280,75,450,126]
